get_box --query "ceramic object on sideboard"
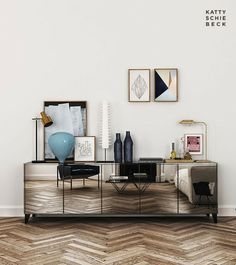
[124,131,133,163]
[114,133,122,163]
[48,132,75,163]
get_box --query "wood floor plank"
[0,217,235,264]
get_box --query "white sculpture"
[98,101,112,161]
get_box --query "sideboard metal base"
[24,213,217,224]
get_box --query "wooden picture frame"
[128,69,150,102]
[154,68,178,102]
[184,134,203,155]
[74,136,96,162]
[44,101,87,161]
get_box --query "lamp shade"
[40,111,53,127]
[179,120,195,125]
[48,132,75,163]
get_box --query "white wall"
[0,0,235,216]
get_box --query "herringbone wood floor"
[0,217,235,265]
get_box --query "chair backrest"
[57,164,71,179]
[57,164,100,180]
[70,164,100,177]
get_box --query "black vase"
[124,131,133,163]
[114,133,122,163]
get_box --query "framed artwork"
[184,134,203,155]
[154,68,178,102]
[74,136,96,162]
[128,69,150,102]
[44,101,87,161]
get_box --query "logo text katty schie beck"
[205,10,226,27]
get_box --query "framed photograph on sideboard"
[128,69,150,102]
[44,101,87,161]
[74,136,96,162]
[184,134,203,155]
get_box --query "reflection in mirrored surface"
[24,162,217,217]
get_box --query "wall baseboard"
[0,206,24,217]
[218,205,236,216]
[0,206,235,217]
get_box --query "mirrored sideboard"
[24,161,218,223]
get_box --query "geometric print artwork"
[154,68,178,102]
[132,74,148,99]
[128,69,150,102]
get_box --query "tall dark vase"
[114,133,122,163]
[124,131,133,163]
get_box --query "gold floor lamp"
[179,119,208,161]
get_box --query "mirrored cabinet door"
[140,164,178,214]
[24,163,63,214]
[61,164,101,214]
[101,163,140,214]
[177,164,217,215]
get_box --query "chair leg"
[57,168,59,187]
[83,178,85,186]
[98,174,100,189]
[71,177,72,190]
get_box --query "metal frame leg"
[111,182,129,193]
[25,214,31,224]
[57,167,59,187]
[63,174,65,214]
[133,182,150,193]
[212,213,217,223]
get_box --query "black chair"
[57,164,100,189]
[193,181,213,206]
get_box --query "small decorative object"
[98,101,112,161]
[48,132,75,164]
[32,111,53,163]
[154,68,178,102]
[184,134,203,155]
[184,148,192,160]
[44,101,87,161]
[75,136,96,162]
[179,137,185,159]
[124,131,133,162]
[170,142,177,159]
[128,69,150,102]
[114,133,122,163]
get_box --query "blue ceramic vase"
[124,131,133,163]
[114,133,122,163]
[48,132,75,163]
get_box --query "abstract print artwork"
[128,69,150,102]
[74,136,96,162]
[184,134,203,155]
[154,68,178,102]
[44,101,87,161]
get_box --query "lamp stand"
[32,118,45,163]
[195,122,208,161]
